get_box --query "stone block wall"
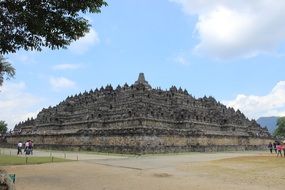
[5,128,271,154]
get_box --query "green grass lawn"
[0,155,70,166]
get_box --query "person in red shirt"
[276,142,283,157]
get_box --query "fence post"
[77,155,78,161]
[64,152,66,159]
[25,157,28,164]
[52,157,54,162]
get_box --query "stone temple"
[7,73,271,153]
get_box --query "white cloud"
[69,28,100,54]
[224,81,285,119]
[174,53,190,65]
[52,63,81,70]
[8,51,37,65]
[49,77,76,90]
[0,82,43,130]
[171,0,285,58]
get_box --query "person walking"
[273,142,277,153]
[283,140,285,157]
[17,141,23,155]
[276,142,282,157]
[29,140,33,155]
[24,140,30,155]
[267,142,273,153]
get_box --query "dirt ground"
[2,151,285,190]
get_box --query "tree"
[0,120,8,134]
[0,0,107,54]
[273,117,285,137]
[0,0,107,85]
[0,55,15,86]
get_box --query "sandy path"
[1,151,285,190]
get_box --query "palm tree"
[0,55,15,86]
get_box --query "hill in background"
[256,116,279,134]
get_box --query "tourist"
[17,141,23,155]
[276,142,282,157]
[29,140,33,155]
[283,140,285,157]
[24,140,30,155]
[273,142,277,153]
[267,142,273,153]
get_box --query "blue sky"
[1,0,285,129]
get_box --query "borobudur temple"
[7,73,271,153]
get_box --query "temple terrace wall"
[5,130,271,154]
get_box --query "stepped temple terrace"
[6,73,271,153]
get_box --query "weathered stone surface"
[6,73,271,153]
